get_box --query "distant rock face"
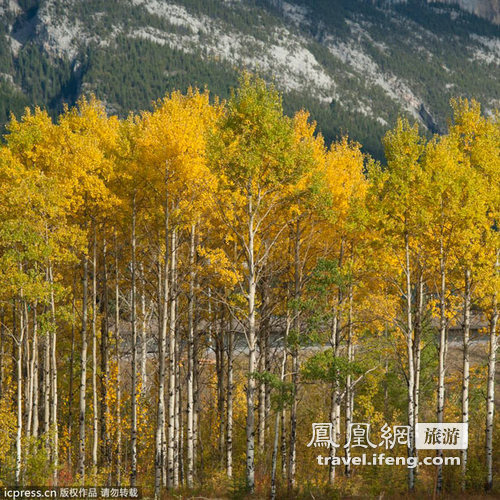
[380,0,500,24]
[433,0,500,24]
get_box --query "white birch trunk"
[78,253,89,481]
[246,193,257,492]
[91,230,98,470]
[15,298,24,486]
[49,264,59,485]
[226,325,234,478]
[405,232,416,491]
[187,225,195,487]
[485,253,498,491]
[130,196,138,487]
[461,268,471,491]
[167,228,177,488]
[436,235,447,494]
[114,233,122,485]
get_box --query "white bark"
[461,268,471,491]
[436,235,447,494]
[140,263,147,391]
[167,228,177,488]
[15,298,24,486]
[226,325,234,478]
[288,221,300,490]
[91,231,98,470]
[49,264,59,485]
[114,234,122,485]
[245,192,257,492]
[485,254,498,491]
[405,232,415,491]
[187,225,195,487]
[130,196,138,487]
[78,253,89,481]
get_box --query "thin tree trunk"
[461,268,471,491]
[226,322,234,478]
[49,264,59,485]
[130,195,138,488]
[174,347,181,487]
[101,236,110,474]
[413,272,423,478]
[193,300,200,481]
[155,246,168,496]
[413,273,423,428]
[345,288,353,477]
[156,204,170,496]
[436,234,447,494]
[328,313,338,486]
[140,263,147,390]
[258,289,267,455]
[91,229,98,471]
[78,250,89,481]
[485,254,498,492]
[27,303,37,439]
[405,232,415,492]
[23,301,30,443]
[15,297,24,486]
[43,309,50,454]
[216,307,225,467]
[32,304,39,440]
[187,225,196,487]
[114,232,122,485]
[246,195,257,493]
[288,221,300,490]
[167,227,177,488]
[67,279,76,466]
[280,405,287,479]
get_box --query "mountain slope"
[0,0,498,158]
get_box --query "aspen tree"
[368,119,425,491]
[209,74,312,492]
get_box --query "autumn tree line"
[0,74,498,497]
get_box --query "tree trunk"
[226,321,234,478]
[174,346,182,489]
[100,236,110,474]
[114,233,122,485]
[91,229,98,471]
[436,235,447,494]
[485,254,498,491]
[130,195,138,488]
[78,252,89,481]
[67,280,76,466]
[27,303,37,439]
[215,307,225,467]
[245,192,257,493]
[140,263,147,391]
[328,313,338,486]
[155,205,169,496]
[461,268,471,491]
[43,310,50,454]
[345,288,353,477]
[49,264,59,485]
[405,232,415,492]
[15,298,24,486]
[167,227,177,488]
[288,221,300,490]
[32,304,39,440]
[187,225,196,488]
[413,272,423,478]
